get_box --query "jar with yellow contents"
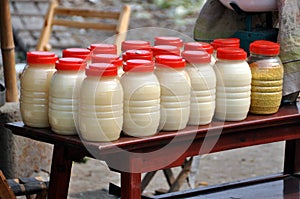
[248,40,284,114]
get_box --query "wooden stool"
[0,170,48,199]
[36,0,131,54]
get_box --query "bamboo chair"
[0,170,48,199]
[36,0,131,53]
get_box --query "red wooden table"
[5,102,300,199]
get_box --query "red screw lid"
[27,51,58,64]
[184,42,214,54]
[123,59,154,72]
[91,54,122,66]
[55,57,86,70]
[250,40,280,56]
[211,38,240,50]
[89,43,117,54]
[182,51,211,64]
[121,40,151,52]
[152,45,181,57]
[123,50,153,62]
[154,36,183,48]
[62,48,91,60]
[86,63,117,76]
[155,55,185,68]
[217,47,247,60]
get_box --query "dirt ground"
[67,142,285,198]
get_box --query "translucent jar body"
[248,54,284,114]
[49,70,85,135]
[79,76,123,142]
[121,72,160,137]
[155,67,190,131]
[214,59,251,121]
[186,63,216,125]
[20,63,56,127]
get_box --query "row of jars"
[20,37,283,142]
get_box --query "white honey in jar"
[62,48,91,64]
[184,42,215,64]
[155,55,191,131]
[121,59,160,137]
[88,43,117,55]
[152,45,181,57]
[49,58,86,135]
[121,40,152,52]
[79,63,123,142]
[20,51,58,128]
[214,47,251,121]
[91,54,123,76]
[122,50,153,62]
[182,50,216,125]
[154,36,183,49]
[211,38,240,58]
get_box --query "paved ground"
[67,141,285,198]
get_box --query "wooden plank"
[54,8,120,19]
[0,170,16,199]
[8,178,48,197]
[52,19,117,31]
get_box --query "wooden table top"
[5,102,300,173]
[5,102,300,153]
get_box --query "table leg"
[284,139,300,174]
[48,144,73,199]
[121,172,141,199]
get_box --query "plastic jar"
[184,42,213,54]
[211,38,240,58]
[121,59,160,137]
[182,51,216,125]
[79,63,123,141]
[88,43,117,55]
[155,55,190,131]
[122,50,153,62]
[121,40,151,52]
[214,47,251,121]
[154,36,183,49]
[20,51,58,127]
[91,54,123,76]
[248,40,284,114]
[49,58,86,135]
[184,42,215,64]
[62,48,91,63]
[152,45,181,57]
